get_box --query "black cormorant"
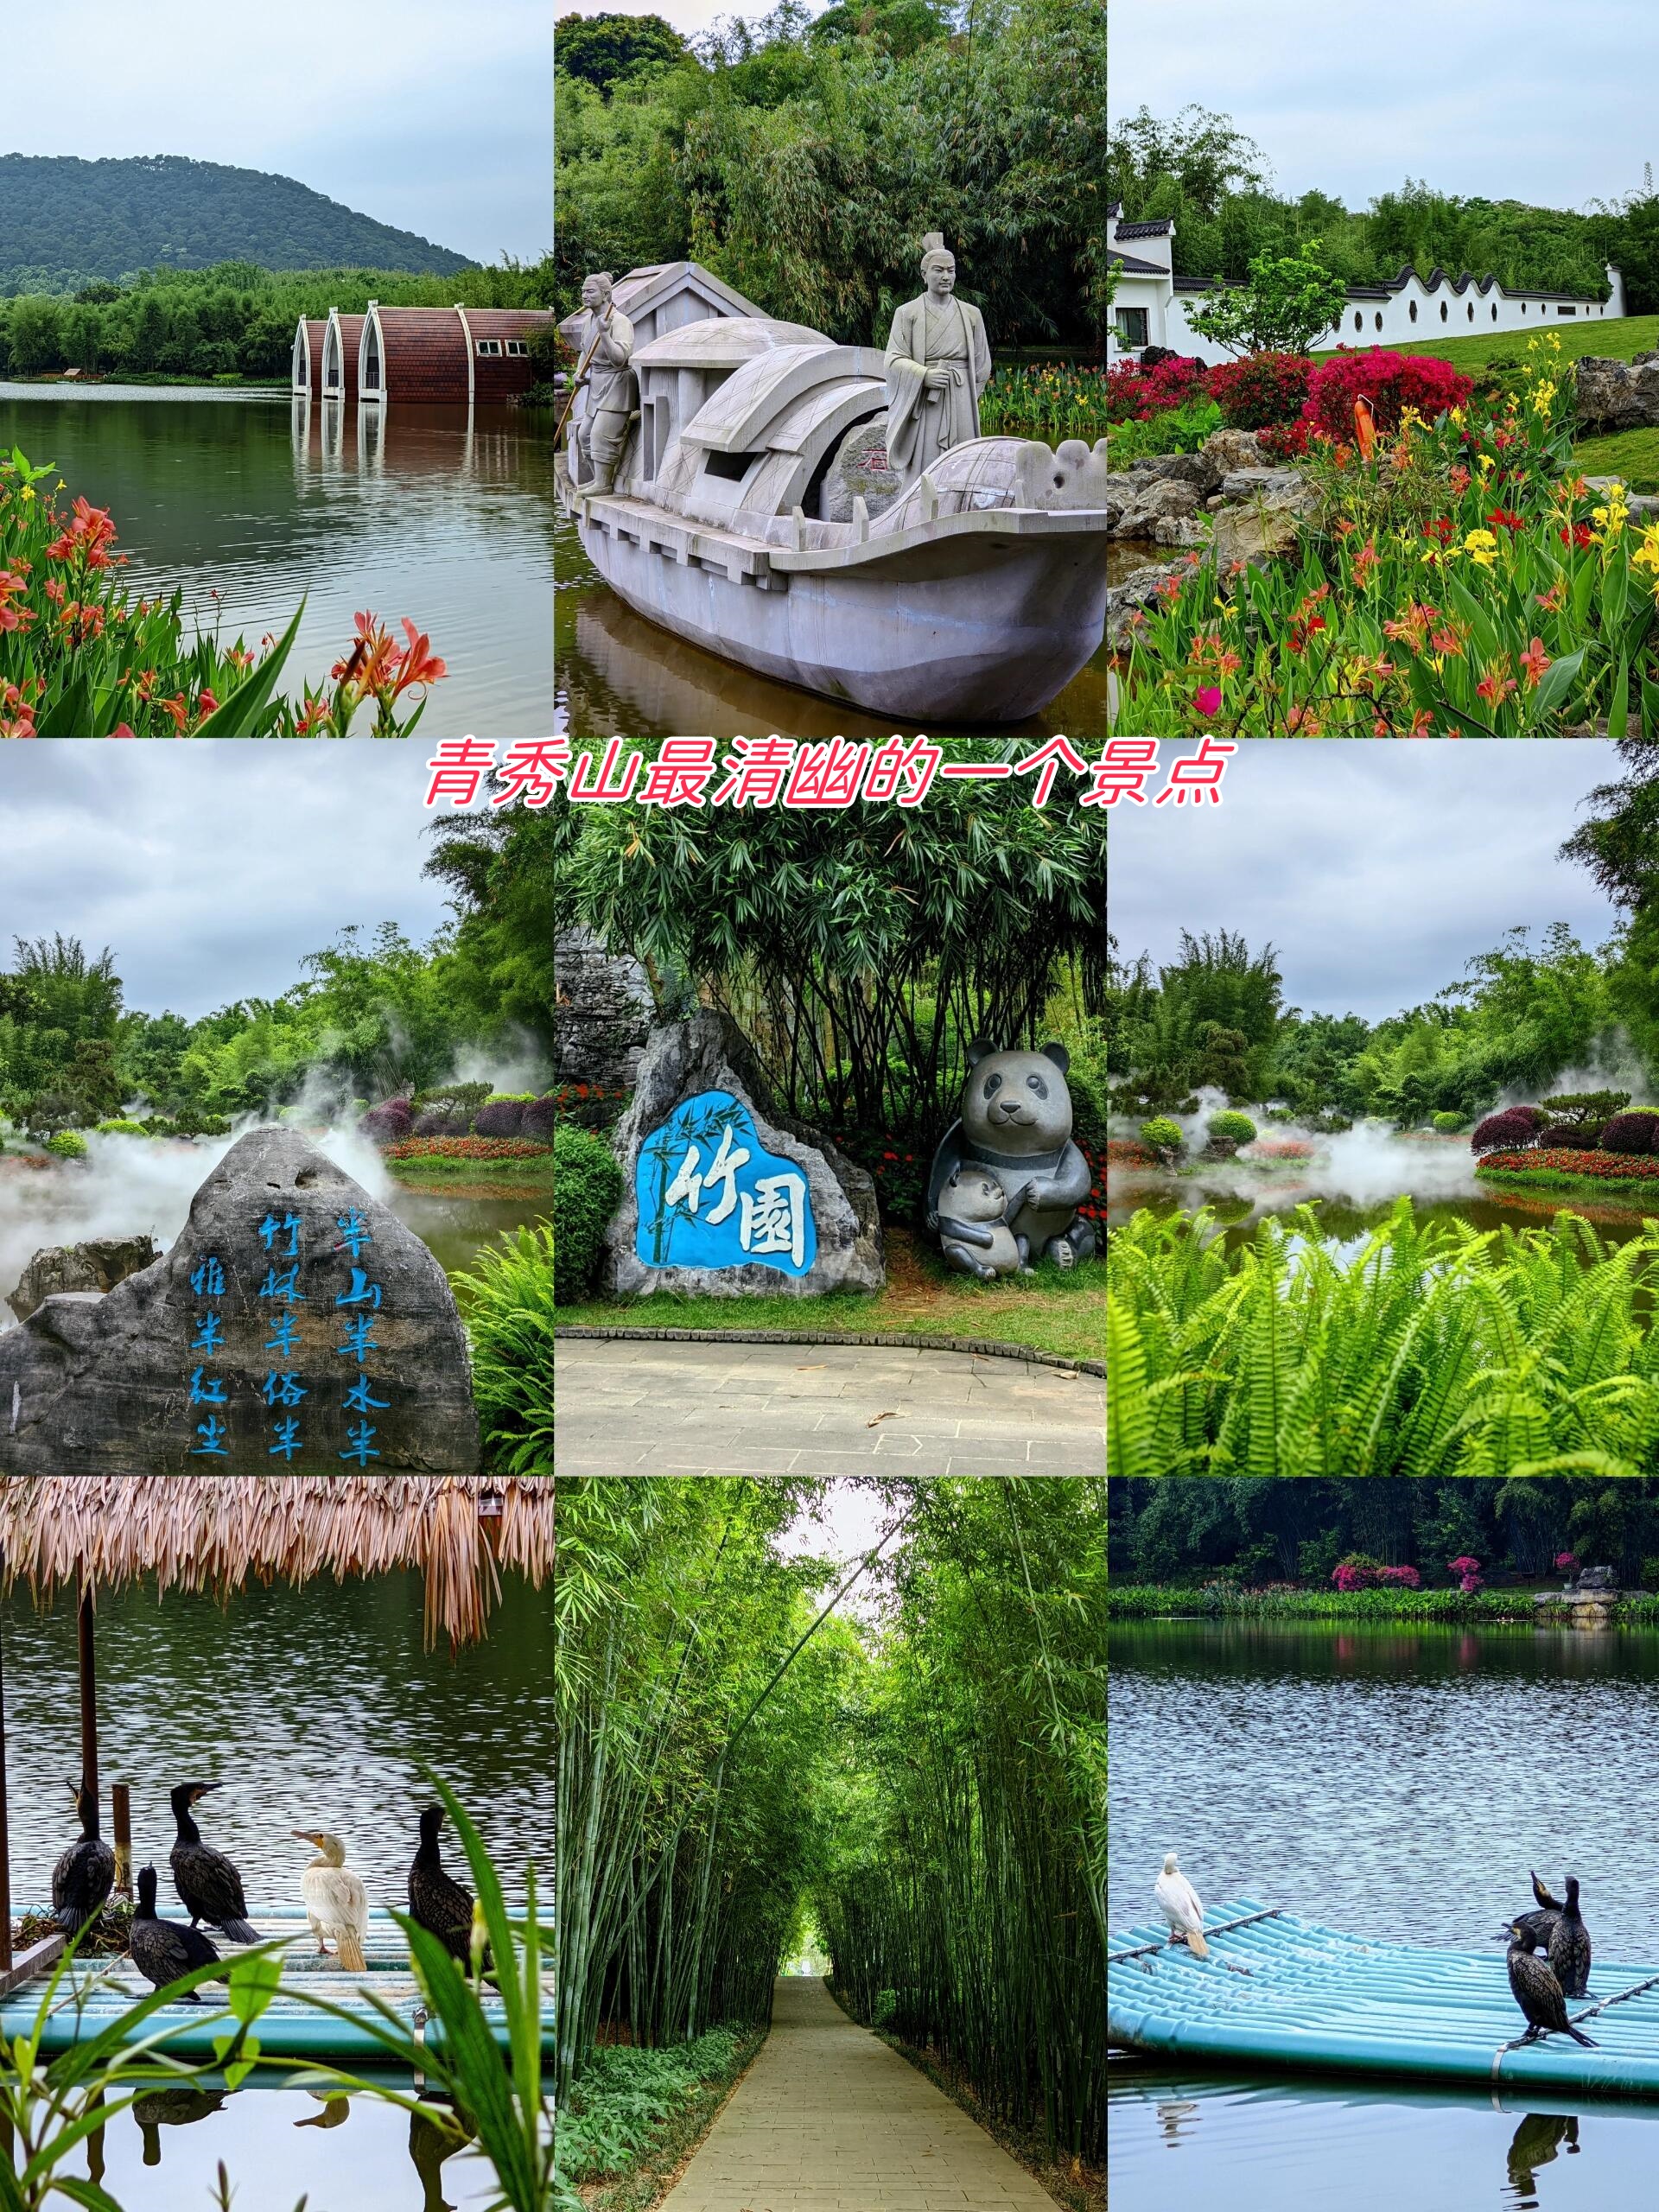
[408,1805,477,1967]
[51,1778,114,1936]
[1548,1875,1592,1999]
[1510,1870,1563,1950]
[130,1863,222,1999]
[1498,1920,1597,2048]
[168,1783,262,1943]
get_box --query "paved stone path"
[658,1977,1056,2211]
[555,1338,1103,1477]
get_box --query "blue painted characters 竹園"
[925,1040,1096,1274]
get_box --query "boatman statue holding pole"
[569,271,636,497]
[883,233,992,484]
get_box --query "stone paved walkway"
[555,1338,1103,1478]
[658,1977,1056,2211]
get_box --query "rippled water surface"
[554,508,1108,736]
[3,1570,550,1905]
[0,391,556,732]
[1111,1620,1659,2211]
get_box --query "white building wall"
[1115,261,1628,368]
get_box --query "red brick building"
[359,303,552,405]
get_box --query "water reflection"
[1109,2068,1649,2212]
[554,509,1108,737]
[1109,1619,1659,1950]
[0,394,556,730]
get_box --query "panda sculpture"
[925,1040,1096,1274]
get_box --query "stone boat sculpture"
[556,263,1109,722]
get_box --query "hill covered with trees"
[0,153,474,296]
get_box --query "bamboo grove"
[551,1476,1106,2164]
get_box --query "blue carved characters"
[925,1042,1096,1274]
[635,1091,817,1276]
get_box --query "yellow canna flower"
[1463,529,1499,568]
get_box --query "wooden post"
[78,1581,99,1821]
[111,1783,131,1902]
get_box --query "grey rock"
[7,1235,159,1322]
[555,926,652,1091]
[0,1128,479,1475]
[1574,354,1659,434]
[819,411,904,524]
[1107,559,1189,648]
[1201,427,1266,472]
[1122,449,1223,496]
[597,1011,885,1298]
[1106,474,1201,539]
[1218,467,1302,500]
[1209,474,1319,566]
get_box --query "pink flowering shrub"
[1206,351,1313,430]
[1554,1551,1579,1572]
[1106,356,1210,423]
[1300,349,1475,442]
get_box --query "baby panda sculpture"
[925,1040,1096,1273]
[936,1164,1033,1281]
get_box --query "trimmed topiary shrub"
[359,1097,413,1145]
[1538,1123,1589,1147]
[474,1097,526,1139]
[1431,1112,1466,1134]
[1602,1110,1659,1154]
[45,1131,87,1160]
[1471,1107,1545,1154]
[554,1123,623,1302]
[1140,1116,1185,1154]
[521,1094,556,1142]
[95,1118,148,1136]
[1207,1110,1258,1144]
[1205,350,1313,429]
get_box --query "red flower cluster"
[1300,350,1474,442]
[1106,1139,1154,1166]
[1205,351,1313,430]
[1480,1147,1659,1181]
[1105,355,1210,423]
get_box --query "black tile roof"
[1111,253,1169,276]
[1114,219,1174,239]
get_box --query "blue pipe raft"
[0,1908,554,2063]
[1109,1896,1659,2099]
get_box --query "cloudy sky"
[0,747,456,1021]
[6,0,550,263]
[1109,743,1624,1023]
[1111,0,1659,214]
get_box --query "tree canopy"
[555,0,1108,348]
[554,10,690,92]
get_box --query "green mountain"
[0,153,475,296]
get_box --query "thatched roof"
[0,1476,551,1646]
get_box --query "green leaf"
[190,599,305,735]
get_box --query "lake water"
[1109,1618,1659,2211]
[554,507,1109,738]
[3,1569,549,2210]
[0,389,556,734]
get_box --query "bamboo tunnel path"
[658,1976,1054,2211]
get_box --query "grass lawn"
[1316,313,1659,372]
[556,1227,1104,1364]
[1476,1163,1659,1201]
[386,1153,556,1192]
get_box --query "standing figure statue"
[883,232,992,483]
[570,271,636,496]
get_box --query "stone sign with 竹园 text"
[0,1128,479,1475]
[599,1012,884,1299]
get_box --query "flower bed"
[1477,1146,1659,1183]
[982,362,1109,443]
[383,1136,553,1162]
[1243,1138,1315,1160]
[0,448,445,735]
[1106,1138,1154,1167]
[1115,334,1659,735]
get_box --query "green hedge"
[1108,1583,1540,1621]
[554,1123,623,1303]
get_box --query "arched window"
[1440,302,1448,321]
[1409,300,1418,321]
[1492,303,1497,320]
[1467,302,1474,321]
[1375,312,1383,330]
[1354,311,1363,331]
[365,320,382,390]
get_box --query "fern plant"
[1109,1200,1659,1476]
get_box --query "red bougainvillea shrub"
[1105,356,1210,423]
[1599,1110,1659,1154]
[1301,349,1475,441]
[1471,1106,1547,1154]
[1206,352,1313,430]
